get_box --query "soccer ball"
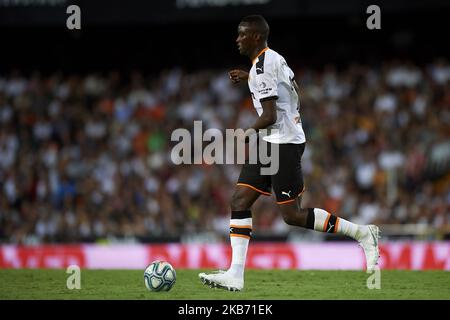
[144,260,176,292]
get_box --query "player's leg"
[273,143,380,270]
[199,157,271,291]
[278,195,363,239]
[227,185,261,280]
[199,186,263,291]
[278,198,380,270]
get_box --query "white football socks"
[311,208,362,240]
[338,217,363,240]
[228,217,252,279]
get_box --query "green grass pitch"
[0,269,449,300]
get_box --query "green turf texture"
[0,269,449,300]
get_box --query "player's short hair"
[240,15,270,41]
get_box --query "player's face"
[236,24,256,56]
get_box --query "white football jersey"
[248,47,306,144]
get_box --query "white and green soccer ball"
[144,260,176,292]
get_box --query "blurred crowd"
[0,58,449,244]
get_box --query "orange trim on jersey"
[252,47,269,65]
[230,224,252,230]
[323,214,331,232]
[334,217,340,233]
[230,234,251,240]
[236,183,271,196]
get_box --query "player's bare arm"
[247,99,276,132]
[239,99,276,141]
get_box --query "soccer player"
[199,15,380,291]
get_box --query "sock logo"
[229,225,252,239]
[281,190,292,198]
[327,222,334,233]
[324,214,338,233]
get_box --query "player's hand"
[228,69,249,84]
